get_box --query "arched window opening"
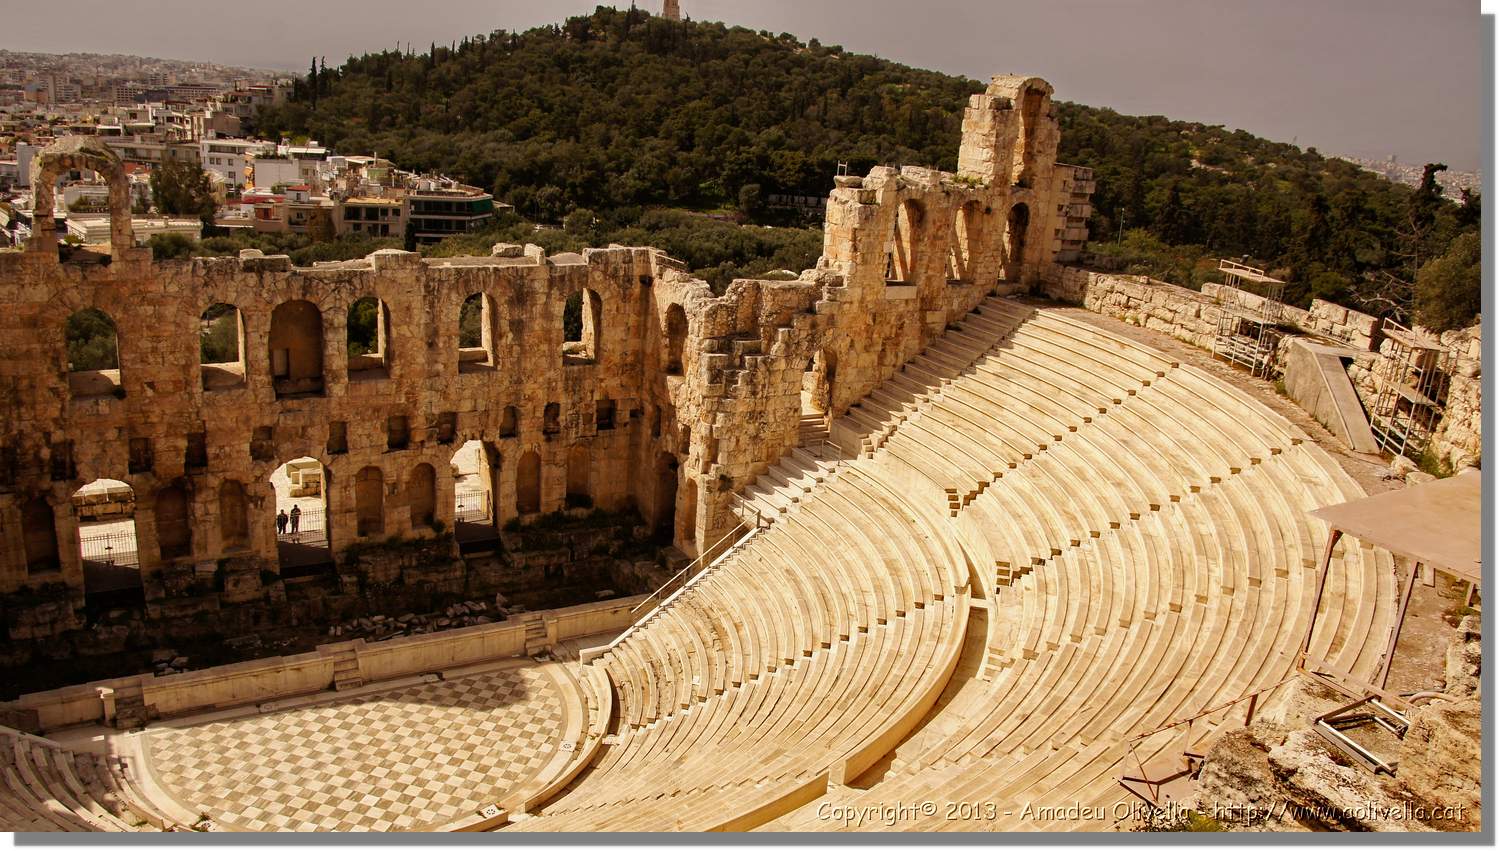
[452,440,499,551]
[347,296,391,380]
[543,403,561,436]
[270,456,331,576]
[64,307,123,399]
[73,478,143,610]
[22,497,61,575]
[458,292,496,373]
[269,300,324,399]
[354,466,385,538]
[1013,86,1046,188]
[154,483,192,562]
[219,479,250,551]
[663,304,688,376]
[948,201,984,283]
[883,200,923,284]
[200,303,246,391]
[566,444,591,509]
[516,450,542,516]
[407,463,437,531]
[1004,203,1030,281]
[562,288,603,364]
[499,406,519,439]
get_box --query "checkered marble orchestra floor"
[144,667,563,832]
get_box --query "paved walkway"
[144,666,565,831]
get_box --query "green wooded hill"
[253,5,1480,329]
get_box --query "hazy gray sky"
[2,0,1483,170]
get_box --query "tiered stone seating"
[0,727,175,832]
[510,299,1395,832]
[756,301,1394,832]
[513,455,972,830]
[514,299,1391,833]
[736,298,1035,528]
[1,297,1393,834]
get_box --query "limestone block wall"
[2,594,644,733]
[0,71,1094,646]
[0,244,660,600]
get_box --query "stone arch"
[563,288,604,363]
[948,200,984,283]
[452,439,500,547]
[71,478,141,603]
[663,303,688,376]
[21,496,60,575]
[406,462,437,530]
[269,456,330,573]
[64,307,123,399]
[354,466,385,537]
[200,303,246,391]
[1004,203,1030,280]
[459,292,496,372]
[347,296,391,378]
[516,450,542,515]
[154,482,193,561]
[218,479,250,551]
[269,300,324,398]
[28,136,134,258]
[566,444,591,506]
[1013,83,1049,187]
[884,199,924,284]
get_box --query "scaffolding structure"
[1211,259,1288,380]
[1369,317,1452,461]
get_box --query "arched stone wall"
[28,136,135,259]
[0,74,1093,637]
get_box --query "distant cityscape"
[0,45,1481,255]
[1337,154,1481,200]
[0,49,504,249]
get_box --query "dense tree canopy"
[64,307,118,372]
[248,6,1478,325]
[149,159,218,227]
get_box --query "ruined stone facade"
[0,77,1092,661]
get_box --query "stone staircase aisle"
[832,297,1034,459]
[731,297,1031,530]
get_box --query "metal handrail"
[1119,675,1302,806]
[629,521,751,616]
[728,491,764,531]
[580,520,762,664]
[1126,674,1299,747]
[813,436,847,463]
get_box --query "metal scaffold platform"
[1369,317,1453,461]
[1211,259,1288,380]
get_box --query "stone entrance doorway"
[73,478,143,613]
[270,457,331,578]
[452,439,500,552]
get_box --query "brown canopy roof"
[1310,472,1482,582]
